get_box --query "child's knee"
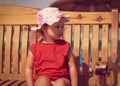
[54,78,71,86]
[35,76,52,86]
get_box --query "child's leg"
[53,78,71,86]
[35,76,53,86]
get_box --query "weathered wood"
[0,5,39,25]
[0,5,118,86]
[92,25,99,70]
[73,25,81,56]
[101,25,108,62]
[4,26,12,74]
[0,26,4,73]
[12,26,20,74]
[20,25,28,76]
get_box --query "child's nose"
[59,28,63,33]
[61,26,64,31]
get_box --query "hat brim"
[62,15,70,22]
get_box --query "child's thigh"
[35,76,53,86]
[53,78,71,86]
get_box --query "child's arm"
[25,51,34,86]
[68,49,78,86]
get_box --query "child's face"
[46,18,65,40]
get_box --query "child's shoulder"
[29,41,42,54]
[56,40,70,48]
[57,39,70,44]
[30,40,42,47]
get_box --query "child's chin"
[53,37,62,40]
[57,36,62,39]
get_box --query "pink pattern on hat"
[38,14,43,25]
[38,14,43,22]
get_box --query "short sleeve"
[29,43,36,56]
[62,41,70,56]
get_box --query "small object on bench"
[95,62,108,75]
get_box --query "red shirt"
[30,40,70,83]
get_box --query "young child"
[25,7,78,86]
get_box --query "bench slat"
[13,80,26,86]
[4,26,12,74]
[0,80,17,86]
[0,26,4,73]
[0,79,9,86]
[73,25,81,56]
[92,25,99,69]
[101,25,109,62]
[111,9,118,62]
[82,25,89,65]
[12,25,20,74]
[20,26,28,75]
[82,25,89,76]
[0,79,26,86]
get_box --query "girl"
[25,7,78,86]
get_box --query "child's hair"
[36,23,48,40]
[37,23,48,35]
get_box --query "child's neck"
[42,38,56,44]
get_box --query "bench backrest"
[0,5,118,85]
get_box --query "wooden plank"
[63,11,112,24]
[107,9,119,86]
[0,74,25,80]
[97,25,108,86]
[92,25,99,70]
[101,25,108,62]
[18,81,26,86]
[111,9,118,63]
[0,79,26,86]
[0,79,9,86]
[12,80,26,86]
[111,9,118,86]
[4,26,12,74]
[0,80,17,86]
[89,25,100,86]
[0,5,39,25]
[73,25,80,57]
[12,25,20,74]
[64,25,72,44]
[0,26,4,73]
[73,25,81,75]
[20,25,28,75]
[0,5,113,25]
[82,25,89,65]
[82,25,89,76]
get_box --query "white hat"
[31,7,70,31]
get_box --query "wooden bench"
[0,5,118,86]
